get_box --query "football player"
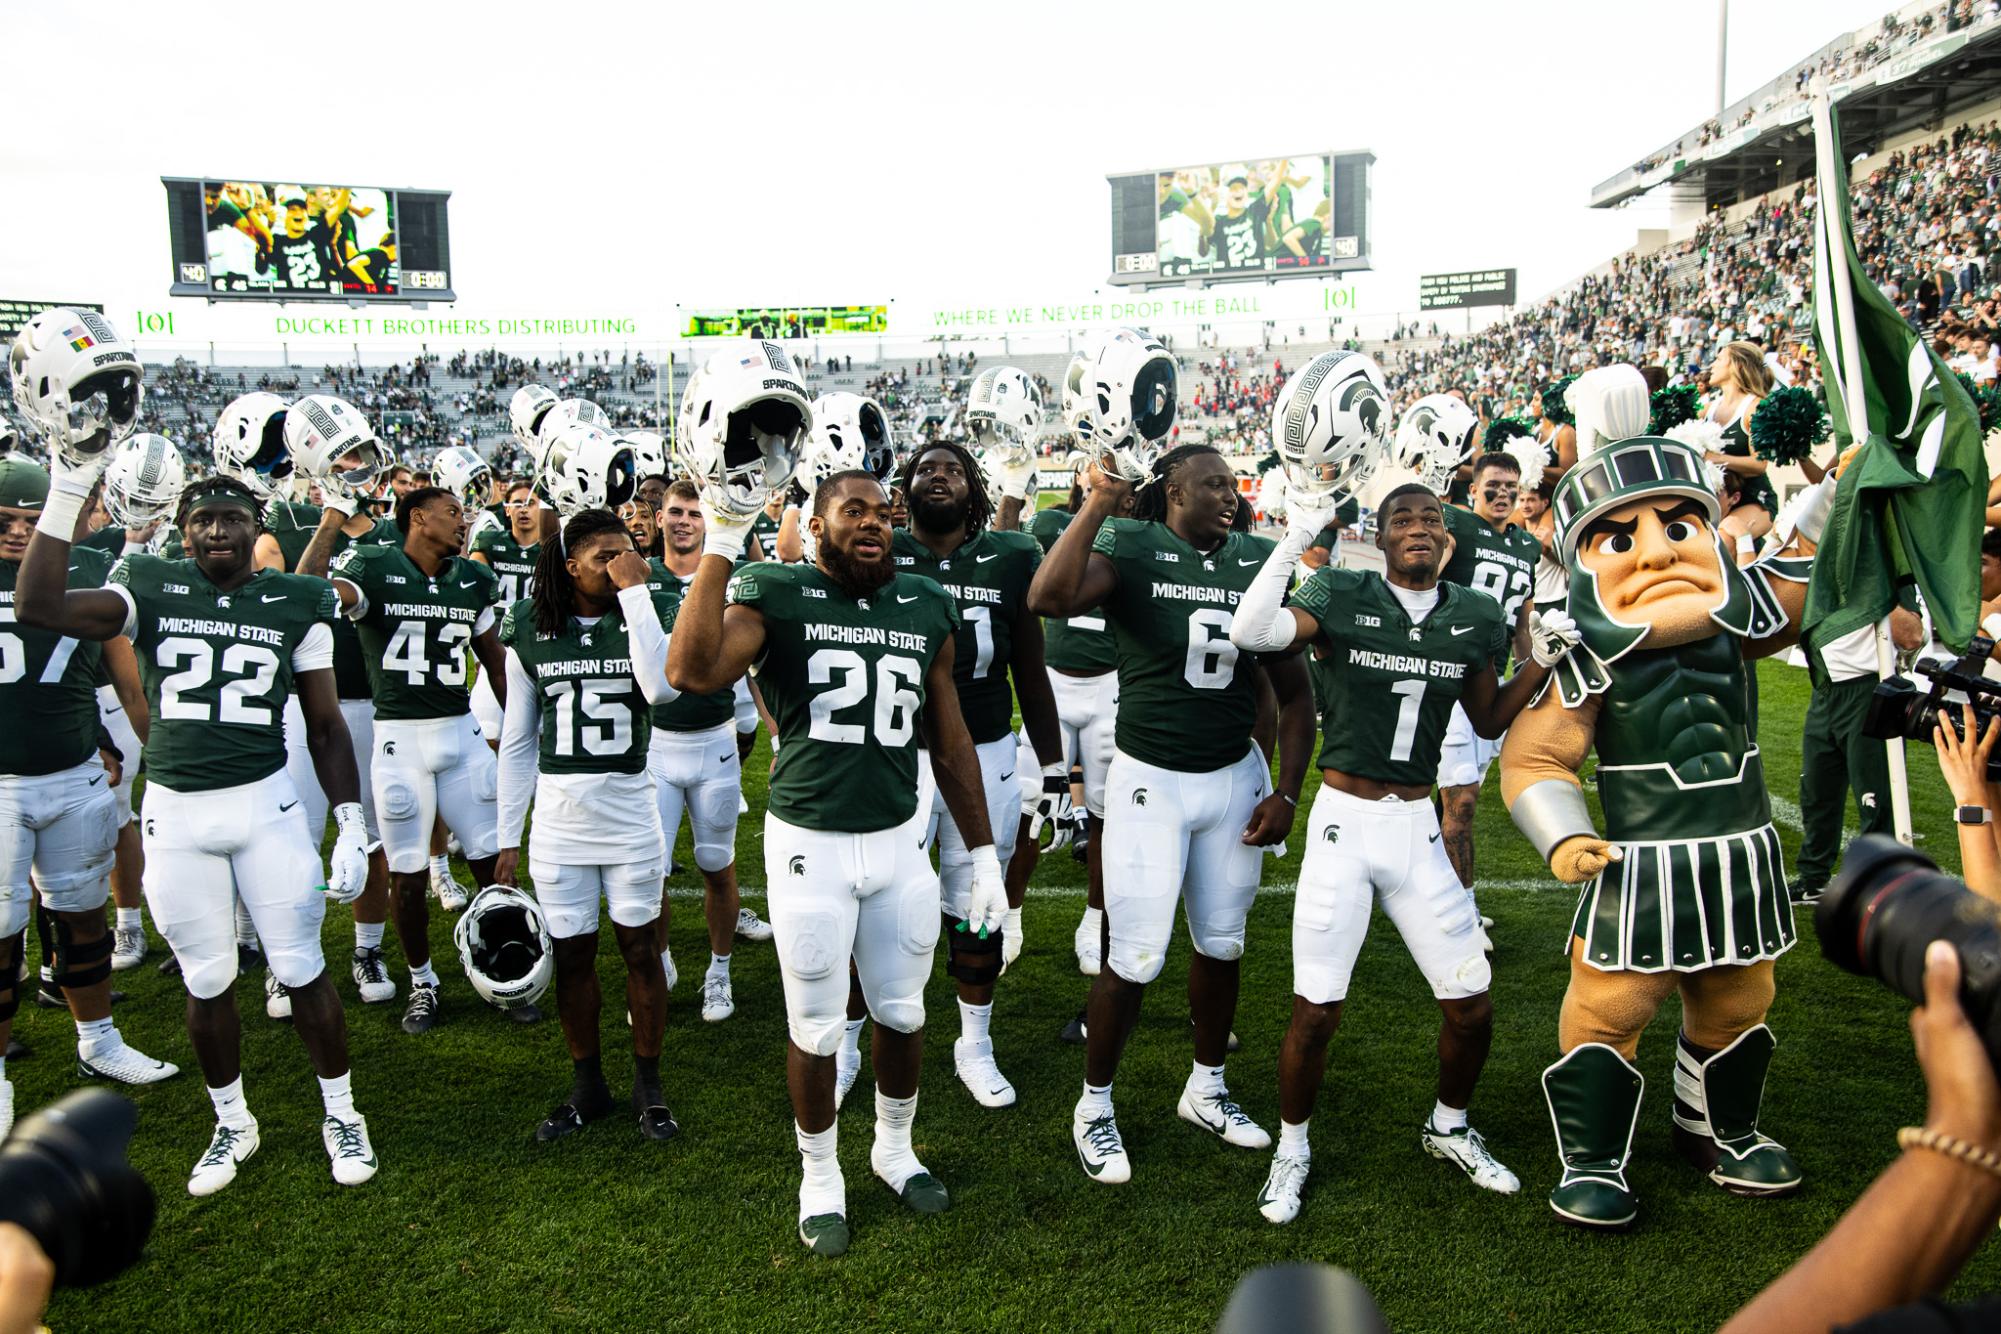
[1029,442,1314,1186]
[1230,481,1579,1221]
[299,482,517,1035]
[17,470,377,1194]
[884,438,1061,1109]
[1435,451,1540,949]
[644,479,772,1021]
[466,477,543,764]
[495,508,681,1142]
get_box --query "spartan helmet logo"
[1324,825,1341,843]
[1131,788,1149,807]
[788,855,806,876]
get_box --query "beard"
[820,536,896,600]
[909,490,967,535]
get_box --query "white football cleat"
[1073,1107,1131,1184]
[701,975,735,1023]
[111,925,147,971]
[952,1036,1017,1109]
[323,1113,378,1186]
[1001,908,1023,970]
[1073,916,1102,977]
[351,947,396,1004]
[1422,1122,1521,1194]
[835,1037,862,1109]
[432,867,468,912]
[1256,1152,1311,1224]
[264,972,292,1020]
[1176,1086,1271,1149]
[188,1119,259,1197]
[78,1037,180,1085]
[734,908,774,943]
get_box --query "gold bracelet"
[1897,1126,2001,1181]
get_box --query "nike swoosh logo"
[460,580,477,589]
[898,595,918,604]
[999,772,1014,783]
[1428,833,1441,843]
[1451,626,1474,636]
[1080,1152,1109,1177]
[87,774,105,786]
[1184,1104,1228,1133]
[280,801,299,812]
[975,553,998,563]
[261,594,285,603]
[1238,558,1261,566]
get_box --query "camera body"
[1862,633,2001,781]
[0,1089,154,1288]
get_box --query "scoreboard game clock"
[161,177,456,305]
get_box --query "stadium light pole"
[1715,0,1729,117]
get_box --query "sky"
[0,0,1898,331]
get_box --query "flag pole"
[1810,79,1914,845]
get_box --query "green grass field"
[18,661,2000,1332]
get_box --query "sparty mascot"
[1499,364,1833,1229]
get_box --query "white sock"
[209,1076,253,1128]
[116,907,142,932]
[1188,1060,1227,1098]
[429,854,451,882]
[319,1071,357,1121]
[233,900,258,949]
[354,921,385,952]
[1431,1100,1468,1132]
[1278,1119,1312,1159]
[872,1090,923,1191]
[796,1121,844,1219]
[958,999,992,1045]
[839,1018,864,1062]
[1079,906,1103,939]
[410,960,439,988]
[1078,1080,1113,1119]
[707,952,731,983]
[75,1016,115,1052]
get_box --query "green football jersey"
[1441,505,1538,668]
[157,525,185,559]
[77,525,127,557]
[469,524,540,609]
[752,510,783,560]
[644,559,735,732]
[332,543,499,721]
[109,555,338,792]
[1290,568,1505,787]
[729,562,957,832]
[891,527,1039,745]
[1027,507,1115,675]
[1089,519,1277,773]
[499,593,669,775]
[264,500,400,700]
[0,549,112,776]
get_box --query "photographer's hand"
[1936,705,2001,903]
[1915,940,2001,1149]
[0,1223,53,1334]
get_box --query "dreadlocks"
[1132,443,1223,524]
[896,440,994,536]
[532,507,629,639]
[173,473,265,530]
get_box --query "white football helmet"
[103,434,186,529]
[432,444,493,510]
[1394,394,1479,492]
[1080,328,1176,483]
[676,342,812,515]
[283,394,391,501]
[453,885,553,1012]
[212,392,293,497]
[1060,352,1093,437]
[621,430,668,481]
[509,384,560,451]
[809,392,895,481]
[964,367,1042,460]
[8,309,143,466]
[0,415,19,455]
[1271,350,1390,506]
[537,421,637,517]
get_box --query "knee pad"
[945,919,1004,985]
[1108,935,1168,986]
[179,947,239,1002]
[379,780,420,823]
[870,991,925,1036]
[52,917,115,991]
[1188,916,1247,963]
[266,949,327,991]
[787,1013,845,1058]
[0,894,26,945]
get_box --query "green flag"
[1802,93,1988,666]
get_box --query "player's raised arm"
[1026,466,1123,617]
[1229,497,1339,655]
[667,500,767,695]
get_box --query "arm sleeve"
[619,585,677,707]
[473,606,496,636]
[495,649,540,851]
[291,622,335,672]
[1231,527,1316,652]
[104,582,139,640]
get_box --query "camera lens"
[1818,835,2001,1064]
[0,1090,155,1288]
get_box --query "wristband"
[1898,1126,2001,1181]
[1279,793,1297,807]
[121,538,147,555]
[333,802,368,836]
[703,524,750,561]
[1735,533,1756,555]
[35,486,87,542]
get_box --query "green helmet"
[0,457,51,511]
[1550,434,1718,566]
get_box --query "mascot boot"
[1670,1024,1801,1196]
[1542,1043,1644,1229]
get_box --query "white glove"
[326,802,370,904]
[37,451,109,541]
[1283,491,1339,544]
[319,484,361,518]
[701,498,758,561]
[996,452,1037,502]
[1024,762,1073,849]
[1001,906,1024,971]
[1528,607,1581,668]
[964,844,1006,936]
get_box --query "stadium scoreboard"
[1108,151,1373,288]
[1418,269,1518,310]
[162,178,456,304]
[0,298,103,341]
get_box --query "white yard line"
[675,876,1566,900]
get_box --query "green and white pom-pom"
[1504,435,1551,480]
[1665,417,1726,455]
[1484,415,1536,450]
[1649,383,1701,435]
[1702,459,1728,494]
[1748,384,1826,465]
[1539,376,1576,427]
